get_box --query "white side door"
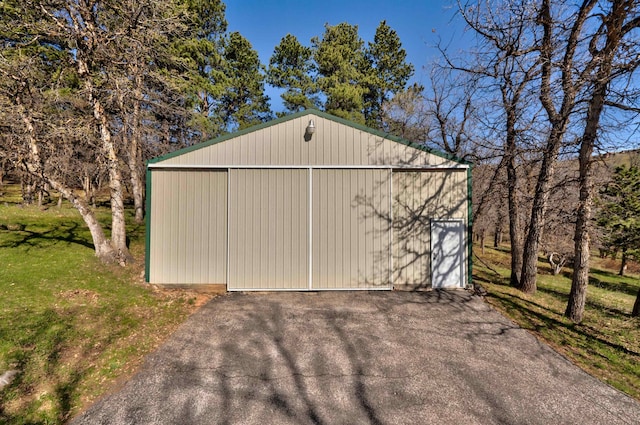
[431,220,464,289]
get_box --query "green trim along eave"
[144,165,152,283]
[147,108,471,166]
[467,164,473,287]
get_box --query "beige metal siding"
[228,169,309,290]
[312,169,391,289]
[393,170,467,288]
[149,170,227,284]
[155,114,460,168]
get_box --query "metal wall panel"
[149,170,227,284]
[312,169,391,289]
[156,114,460,168]
[228,169,309,290]
[392,170,467,288]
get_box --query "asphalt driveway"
[72,291,640,424]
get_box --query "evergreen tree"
[597,165,640,276]
[216,32,272,131]
[364,20,415,128]
[267,34,318,114]
[171,0,229,139]
[267,21,414,128]
[312,22,369,123]
[596,165,640,317]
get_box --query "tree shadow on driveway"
[71,291,640,425]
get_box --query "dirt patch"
[58,289,100,304]
[149,285,225,312]
[599,258,640,275]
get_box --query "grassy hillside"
[0,187,215,424]
[474,244,640,400]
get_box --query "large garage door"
[228,168,392,291]
[312,169,391,289]
[228,169,309,290]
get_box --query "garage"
[145,110,470,291]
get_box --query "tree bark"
[17,101,116,262]
[494,208,504,248]
[565,0,632,324]
[619,250,628,276]
[505,124,522,287]
[93,97,132,264]
[518,0,595,294]
[519,132,561,294]
[76,43,132,264]
[129,72,145,223]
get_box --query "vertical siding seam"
[308,167,313,290]
[389,170,393,287]
[226,169,230,287]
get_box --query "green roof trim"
[147,108,471,166]
[144,166,152,283]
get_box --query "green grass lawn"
[474,245,640,400]
[0,193,206,424]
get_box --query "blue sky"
[225,1,467,111]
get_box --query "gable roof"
[149,109,470,168]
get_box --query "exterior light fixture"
[305,119,316,137]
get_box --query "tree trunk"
[93,98,132,264]
[520,0,593,294]
[566,102,597,322]
[632,288,640,317]
[565,0,628,324]
[494,210,503,248]
[17,100,116,262]
[53,180,116,262]
[519,127,564,294]
[506,148,522,287]
[619,250,628,276]
[129,73,145,223]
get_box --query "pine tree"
[364,20,415,128]
[171,0,229,139]
[267,34,318,114]
[597,166,640,275]
[267,21,414,128]
[312,23,369,123]
[596,165,640,317]
[216,32,272,131]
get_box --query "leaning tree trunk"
[74,18,132,265]
[18,101,116,262]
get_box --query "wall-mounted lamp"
[305,119,316,141]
